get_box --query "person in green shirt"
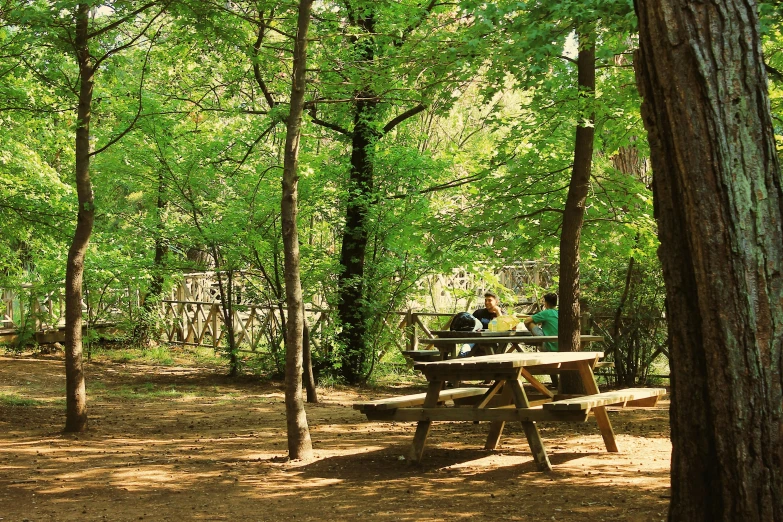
[524,292,559,352]
[524,292,559,387]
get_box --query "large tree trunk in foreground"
[280,0,314,461]
[558,34,595,393]
[634,1,783,520]
[64,3,95,433]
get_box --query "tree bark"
[135,170,167,347]
[64,3,94,433]
[303,324,318,403]
[280,0,314,461]
[634,1,783,520]
[336,12,377,385]
[558,33,595,393]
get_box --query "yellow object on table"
[493,315,520,331]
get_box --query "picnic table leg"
[408,380,444,463]
[484,381,511,450]
[577,360,619,452]
[509,378,552,472]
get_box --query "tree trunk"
[280,0,314,461]
[64,3,94,433]
[303,324,318,403]
[558,33,595,393]
[613,255,635,386]
[148,169,168,301]
[336,13,377,385]
[214,268,239,376]
[137,170,168,346]
[634,1,783,520]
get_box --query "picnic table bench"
[400,349,442,363]
[354,351,665,471]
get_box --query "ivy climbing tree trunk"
[136,169,168,346]
[336,12,377,385]
[280,0,314,461]
[634,1,783,520]
[64,3,94,433]
[558,32,595,393]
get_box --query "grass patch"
[182,345,225,367]
[103,382,186,400]
[366,353,423,388]
[89,344,228,369]
[141,346,175,365]
[0,392,43,407]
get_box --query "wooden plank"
[576,360,618,453]
[508,378,552,471]
[625,395,663,407]
[414,314,433,337]
[414,351,605,372]
[484,383,513,450]
[408,380,444,462]
[390,407,588,423]
[473,380,504,409]
[420,335,604,344]
[519,367,554,399]
[353,386,489,412]
[542,388,667,411]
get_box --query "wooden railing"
[1,285,134,333]
[160,300,333,353]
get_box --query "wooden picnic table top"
[420,334,604,345]
[412,350,605,372]
[428,330,532,337]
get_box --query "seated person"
[466,291,504,356]
[523,292,559,386]
[472,291,503,330]
[523,292,559,351]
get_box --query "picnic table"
[417,330,605,359]
[354,351,665,471]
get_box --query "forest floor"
[0,350,671,522]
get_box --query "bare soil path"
[0,353,671,521]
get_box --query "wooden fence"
[1,284,135,344]
[160,300,333,353]
[1,262,561,352]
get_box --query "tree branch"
[252,8,277,109]
[309,112,352,137]
[381,104,426,135]
[91,30,157,156]
[93,4,168,69]
[87,1,161,40]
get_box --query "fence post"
[406,309,418,351]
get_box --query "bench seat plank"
[401,349,441,362]
[353,386,489,412]
[388,406,589,423]
[543,388,666,411]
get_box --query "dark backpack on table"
[450,312,482,332]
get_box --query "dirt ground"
[0,352,671,522]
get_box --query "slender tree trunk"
[613,255,635,386]
[148,170,168,300]
[64,3,94,433]
[137,170,167,346]
[634,1,783,520]
[336,12,377,385]
[303,324,318,403]
[281,0,314,461]
[215,268,239,376]
[558,33,595,393]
